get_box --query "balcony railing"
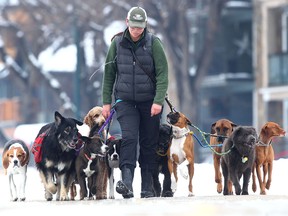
[269,53,288,86]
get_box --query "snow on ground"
[1,159,288,215]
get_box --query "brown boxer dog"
[167,111,194,197]
[210,119,237,194]
[252,122,286,195]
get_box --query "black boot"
[140,169,155,198]
[116,166,134,199]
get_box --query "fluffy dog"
[210,119,237,194]
[106,137,121,199]
[84,106,105,129]
[221,126,257,195]
[167,111,194,197]
[152,123,173,197]
[2,139,29,201]
[32,111,83,201]
[75,135,109,200]
[252,122,286,195]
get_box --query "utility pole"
[73,10,81,120]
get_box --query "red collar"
[84,153,93,161]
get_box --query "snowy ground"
[1,159,288,215]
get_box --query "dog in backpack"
[210,119,237,194]
[152,123,173,197]
[2,139,29,201]
[221,126,257,195]
[32,111,83,201]
[252,122,286,195]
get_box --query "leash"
[164,95,233,155]
[165,94,176,112]
[98,99,122,143]
[189,123,233,156]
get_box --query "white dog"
[2,139,30,201]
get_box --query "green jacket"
[102,28,168,106]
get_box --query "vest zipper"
[133,60,136,100]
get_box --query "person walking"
[102,6,168,199]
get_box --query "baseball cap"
[127,7,147,28]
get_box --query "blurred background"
[0,0,287,163]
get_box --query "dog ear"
[230,122,238,132]
[2,152,10,170]
[80,136,91,144]
[186,117,192,126]
[73,119,83,126]
[84,115,91,128]
[211,122,216,134]
[21,152,29,167]
[54,111,63,126]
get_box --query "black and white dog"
[106,137,121,199]
[32,111,83,201]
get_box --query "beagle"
[2,139,30,201]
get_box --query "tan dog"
[210,119,237,194]
[84,106,106,129]
[167,111,194,197]
[2,139,30,201]
[252,122,286,195]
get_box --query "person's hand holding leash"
[102,104,111,119]
[151,103,162,116]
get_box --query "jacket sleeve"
[102,39,117,105]
[152,37,169,105]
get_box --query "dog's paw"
[45,190,53,201]
[47,183,57,194]
[20,197,26,201]
[11,197,18,202]
[171,180,177,193]
[188,192,194,197]
[179,165,188,179]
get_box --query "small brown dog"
[252,122,286,195]
[210,119,237,194]
[167,111,194,197]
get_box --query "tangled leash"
[165,94,233,156]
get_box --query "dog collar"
[84,153,94,161]
[172,126,192,139]
[257,139,272,146]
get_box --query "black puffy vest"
[114,30,155,102]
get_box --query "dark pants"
[115,100,160,170]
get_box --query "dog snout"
[13,160,18,165]
[112,153,119,160]
[217,136,225,143]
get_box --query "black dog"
[152,123,173,197]
[221,126,257,195]
[75,135,109,200]
[32,111,83,201]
